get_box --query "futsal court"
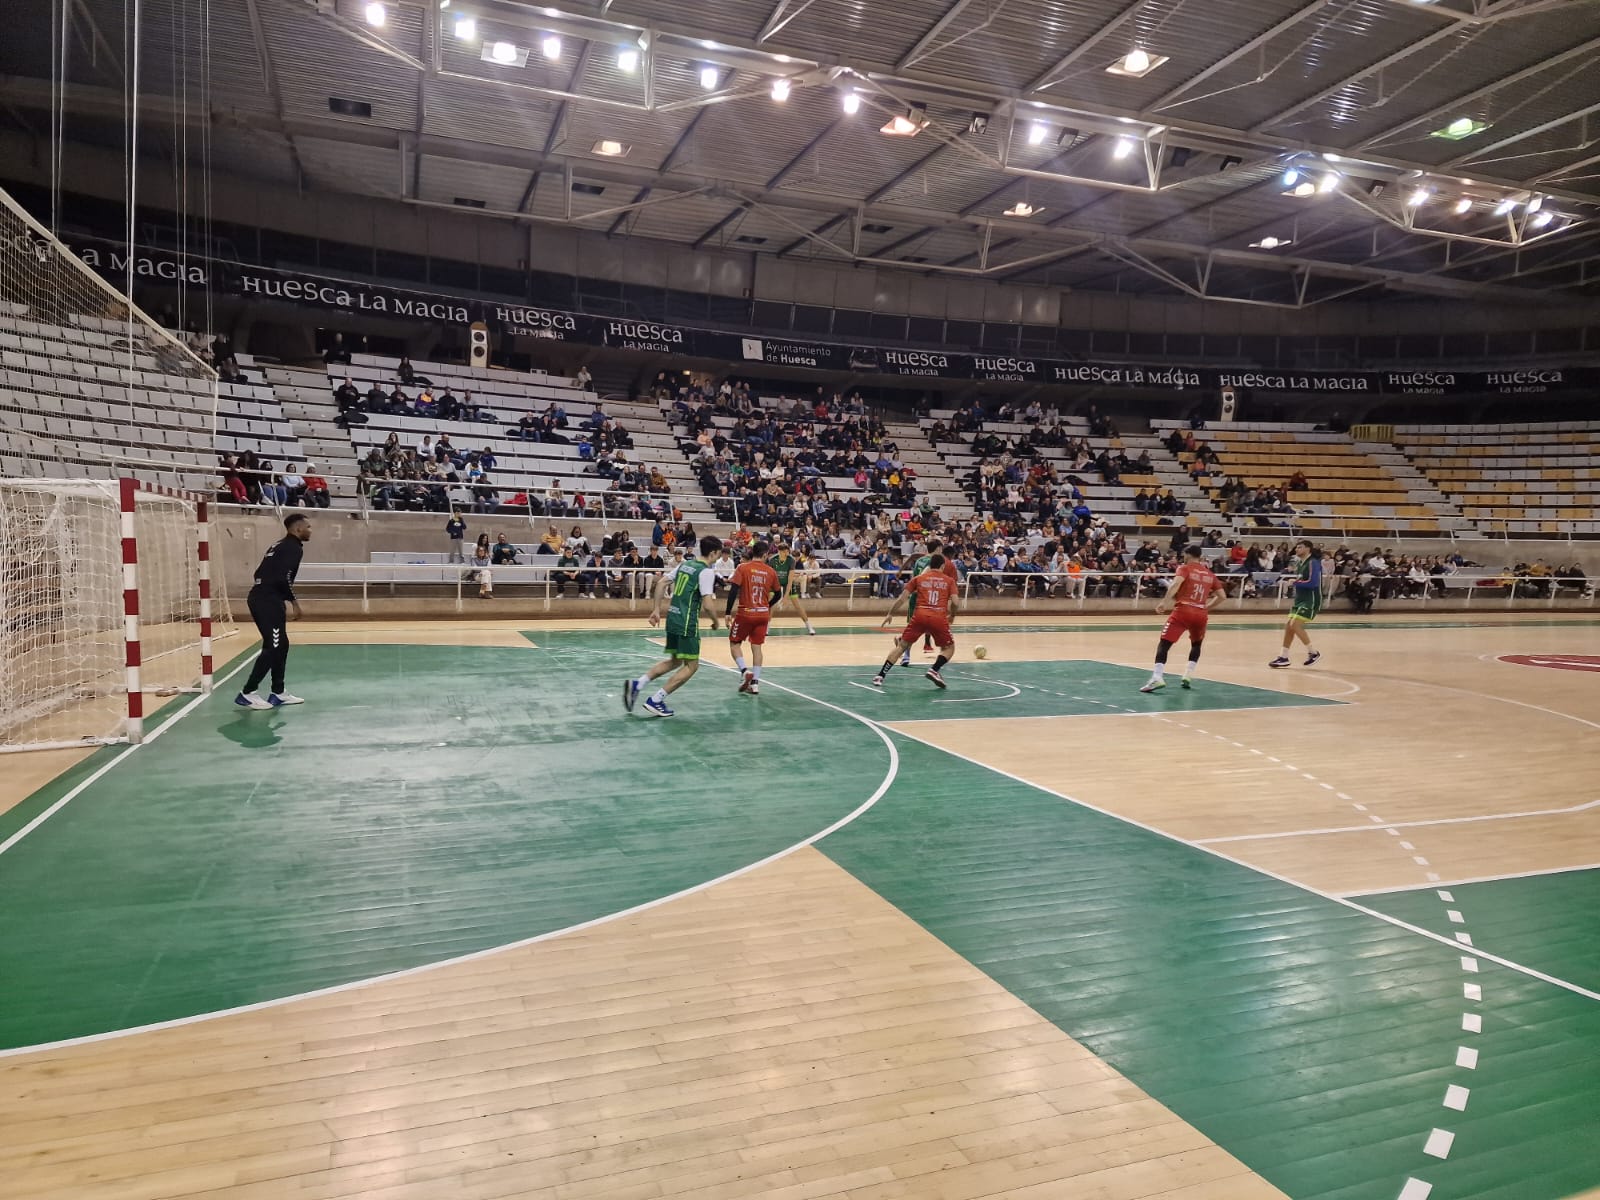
[1,613,1597,1200]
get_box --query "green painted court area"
[769,657,1339,722]
[0,638,887,1050]
[1356,870,1600,995]
[819,735,1600,1200]
[1,631,1596,1199]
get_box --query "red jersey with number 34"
[910,569,955,617]
[1174,560,1220,608]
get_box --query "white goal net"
[0,478,227,751]
[0,183,218,486]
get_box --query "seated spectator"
[576,364,593,391]
[490,534,520,566]
[397,355,416,385]
[280,463,307,506]
[437,388,461,420]
[322,333,352,365]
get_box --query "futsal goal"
[0,478,225,753]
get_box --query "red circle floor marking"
[1498,654,1600,672]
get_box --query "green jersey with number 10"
[666,559,713,635]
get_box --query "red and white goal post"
[0,476,232,752]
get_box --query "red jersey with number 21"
[1174,560,1219,608]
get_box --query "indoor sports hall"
[4,0,1600,1195]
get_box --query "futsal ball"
[973,645,988,660]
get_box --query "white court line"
[1344,861,1600,896]
[0,653,257,861]
[0,646,902,1060]
[1456,1046,1479,1069]
[1198,798,1600,843]
[932,675,1022,705]
[876,725,1600,1003]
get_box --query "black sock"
[933,654,949,671]
[878,660,895,678]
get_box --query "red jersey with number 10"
[1174,559,1220,608]
[910,569,955,617]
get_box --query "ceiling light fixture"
[1003,201,1040,217]
[1285,181,1315,197]
[489,41,519,64]
[593,139,629,157]
[1251,236,1291,249]
[1406,187,1429,207]
[1431,116,1490,141]
[1530,210,1554,228]
[541,34,561,60]
[1318,171,1339,193]
[1527,194,1543,213]
[771,77,791,102]
[699,64,719,89]
[1113,136,1137,160]
[880,104,927,137]
[364,2,385,26]
[1028,122,1048,146]
[1105,47,1168,77]
[453,15,475,40]
[616,46,639,72]
[842,89,860,114]
[1282,166,1300,186]
[1453,197,1472,214]
[1493,198,1516,216]
[968,113,990,134]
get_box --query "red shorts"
[903,613,952,648]
[729,614,770,645]
[1161,605,1208,643]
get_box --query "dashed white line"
[1437,890,1455,903]
[1447,910,1464,924]
[1461,956,1480,973]
[1462,1013,1483,1033]
[1413,855,1431,866]
[1443,1085,1470,1112]
[1398,1178,1434,1200]
[1464,983,1482,1002]
[1423,1129,1456,1160]
[1455,932,1474,946]
[1456,1046,1479,1069]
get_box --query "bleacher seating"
[313,353,717,525]
[1151,420,1450,537]
[0,312,306,493]
[921,409,1213,535]
[1394,422,1600,536]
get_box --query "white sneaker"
[234,692,272,711]
[268,692,305,706]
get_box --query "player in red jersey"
[1141,545,1227,693]
[726,542,781,695]
[873,553,959,689]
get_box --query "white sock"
[1151,663,1165,681]
[734,654,746,671]
[651,688,667,704]
[806,621,815,632]
[1182,660,1196,679]
[752,665,762,680]
[634,674,650,690]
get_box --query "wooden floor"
[2,614,1597,1200]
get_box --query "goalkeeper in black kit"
[235,514,312,710]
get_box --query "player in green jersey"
[769,543,817,636]
[626,535,724,717]
[1269,540,1323,668]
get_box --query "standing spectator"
[445,511,467,562]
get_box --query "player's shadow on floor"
[218,711,288,749]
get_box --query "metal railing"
[289,561,1596,614]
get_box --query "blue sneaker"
[900,653,911,667]
[623,678,641,712]
[642,695,674,718]
[235,692,271,710]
